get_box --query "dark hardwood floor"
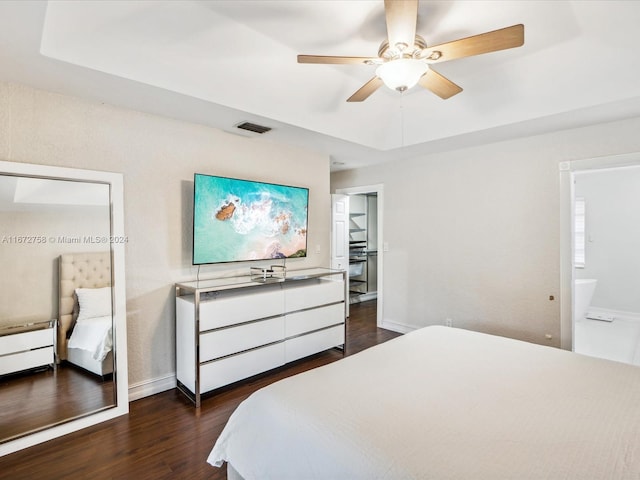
[0,364,114,442]
[0,300,400,480]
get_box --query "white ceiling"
[1,1,640,171]
[0,175,109,211]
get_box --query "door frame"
[559,152,640,350]
[336,184,384,328]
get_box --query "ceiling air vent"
[236,122,272,134]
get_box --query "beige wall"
[0,206,109,326]
[332,116,640,347]
[0,82,331,387]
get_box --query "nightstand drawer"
[0,346,54,375]
[0,328,53,356]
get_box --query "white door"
[331,194,349,271]
[331,194,349,316]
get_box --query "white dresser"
[0,320,55,376]
[175,268,346,407]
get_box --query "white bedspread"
[67,315,112,361]
[208,326,640,479]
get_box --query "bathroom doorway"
[560,155,640,364]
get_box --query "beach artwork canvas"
[193,174,308,265]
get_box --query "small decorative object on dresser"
[175,268,346,407]
[0,320,55,376]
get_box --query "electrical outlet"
[445,318,452,328]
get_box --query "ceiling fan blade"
[297,55,380,65]
[384,0,418,52]
[347,77,384,102]
[418,68,462,99]
[421,24,524,63]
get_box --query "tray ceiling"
[1,1,640,170]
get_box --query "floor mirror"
[0,160,128,456]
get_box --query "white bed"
[208,325,640,479]
[58,252,113,377]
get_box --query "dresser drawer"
[0,328,53,356]
[0,346,54,376]
[200,316,285,362]
[284,278,344,312]
[285,303,344,338]
[285,325,344,363]
[200,342,285,393]
[198,287,284,331]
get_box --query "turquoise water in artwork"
[193,175,308,264]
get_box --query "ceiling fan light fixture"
[376,58,428,92]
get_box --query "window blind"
[574,197,586,268]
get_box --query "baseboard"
[379,319,417,334]
[587,306,640,322]
[128,373,176,402]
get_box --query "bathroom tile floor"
[574,314,640,366]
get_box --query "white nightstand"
[0,320,56,376]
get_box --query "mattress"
[208,326,640,479]
[67,315,112,361]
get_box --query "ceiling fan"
[297,0,524,102]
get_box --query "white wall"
[332,116,640,347]
[574,166,640,314]
[0,82,331,391]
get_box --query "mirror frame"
[0,160,128,456]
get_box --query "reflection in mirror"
[0,175,115,443]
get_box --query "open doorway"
[347,192,378,305]
[335,184,384,328]
[560,153,640,359]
